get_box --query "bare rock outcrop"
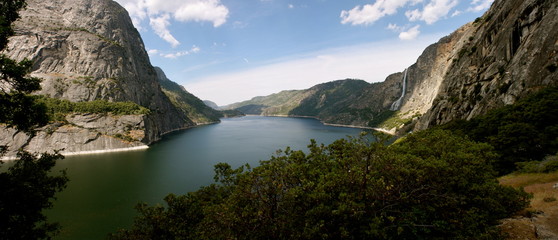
[0,113,147,158]
[1,0,197,157]
[411,0,558,129]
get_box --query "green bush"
[35,96,150,121]
[441,87,558,174]
[111,130,530,240]
[516,154,558,173]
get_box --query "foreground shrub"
[111,130,529,240]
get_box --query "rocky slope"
[0,0,209,157]
[155,67,223,124]
[228,0,557,134]
[414,0,558,130]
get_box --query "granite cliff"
[0,0,212,158]
[413,0,558,130]
[228,0,557,134]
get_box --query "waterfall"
[390,68,407,111]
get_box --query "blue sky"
[114,0,493,105]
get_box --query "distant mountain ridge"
[203,100,220,110]
[228,0,558,134]
[155,67,223,124]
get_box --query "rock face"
[0,0,203,157]
[228,0,557,133]
[0,114,147,158]
[413,0,558,129]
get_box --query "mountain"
[155,67,223,124]
[224,80,371,117]
[228,0,558,134]
[412,0,558,130]
[0,0,215,158]
[203,100,220,110]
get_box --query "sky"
[113,0,494,106]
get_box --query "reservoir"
[47,116,365,239]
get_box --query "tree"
[1,0,48,131]
[441,87,558,174]
[111,130,530,239]
[0,1,68,239]
[0,151,68,240]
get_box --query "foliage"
[0,151,68,240]
[516,154,558,173]
[366,109,396,127]
[0,2,69,239]
[0,0,49,131]
[111,130,529,240]
[36,96,150,121]
[0,0,26,49]
[441,87,558,174]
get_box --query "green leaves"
[442,86,558,174]
[0,0,27,50]
[113,130,529,239]
[0,151,68,240]
[34,96,151,122]
[1,0,49,132]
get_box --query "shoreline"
[1,117,393,161]
[1,121,220,161]
[322,122,395,135]
[61,145,149,157]
[0,145,149,161]
[244,114,395,135]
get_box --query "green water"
[46,116,365,239]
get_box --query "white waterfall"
[390,68,407,111]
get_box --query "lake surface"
[46,116,365,239]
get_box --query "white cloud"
[288,4,294,9]
[387,23,408,33]
[118,0,148,31]
[147,49,159,55]
[405,9,422,21]
[469,0,493,12]
[340,0,413,26]
[114,0,229,46]
[451,10,462,17]
[163,51,189,59]
[174,0,229,27]
[149,14,180,47]
[182,35,442,105]
[160,45,201,59]
[406,0,458,24]
[338,0,433,26]
[232,21,248,29]
[387,23,421,40]
[387,23,402,31]
[190,45,201,53]
[399,25,420,40]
